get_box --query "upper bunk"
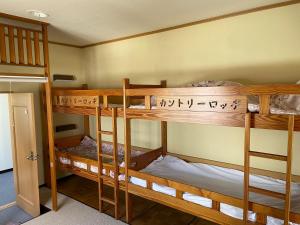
[123,82,300,131]
[51,79,167,116]
[52,79,300,131]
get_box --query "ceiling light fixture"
[27,10,49,18]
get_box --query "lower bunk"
[127,155,300,225]
[55,135,162,189]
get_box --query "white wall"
[0,94,13,171]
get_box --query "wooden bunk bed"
[50,81,167,218]
[122,80,300,225]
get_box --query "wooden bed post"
[42,24,57,211]
[243,113,251,223]
[160,80,167,156]
[123,78,132,223]
[82,84,90,136]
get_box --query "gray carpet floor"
[0,171,16,206]
[24,188,125,225]
[0,205,33,225]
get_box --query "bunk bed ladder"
[96,107,119,219]
[244,114,295,225]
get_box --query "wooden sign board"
[156,96,247,113]
[53,96,99,107]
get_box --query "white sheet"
[130,155,300,225]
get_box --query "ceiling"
[0,0,292,47]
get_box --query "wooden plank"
[259,95,271,115]
[126,85,300,96]
[96,107,104,212]
[0,24,7,62]
[34,31,41,65]
[124,118,132,223]
[52,89,123,96]
[42,24,57,212]
[103,95,108,108]
[112,107,119,219]
[128,184,246,225]
[249,186,285,200]
[157,95,247,113]
[145,95,151,109]
[249,151,287,161]
[244,113,251,223]
[8,26,16,63]
[17,28,24,64]
[161,120,167,156]
[26,30,33,65]
[285,115,294,225]
[55,96,99,107]
[0,12,48,25]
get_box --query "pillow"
[186,80,243,87]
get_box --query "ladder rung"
[101,196,116,205]
[249,186,286,200]
[249,151,287,161]
[98,130,113,135]
[100,153,114,159]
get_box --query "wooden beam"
[0,12,48,25]
[42,24,57,211]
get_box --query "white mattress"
[130,155,300,225]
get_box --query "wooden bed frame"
[50,81,167,218]
[122,79,300,225]
[54,134,162,184]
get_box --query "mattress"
[130,155,300,225]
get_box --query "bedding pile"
[130,155,300,225]
[56,136,143,176]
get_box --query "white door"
[9,93,40,217]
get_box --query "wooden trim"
[82,0,300,48]
[42,24,57,212]
[126,85,300,96]
[0,12,48,25]
[48,40,81,48]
